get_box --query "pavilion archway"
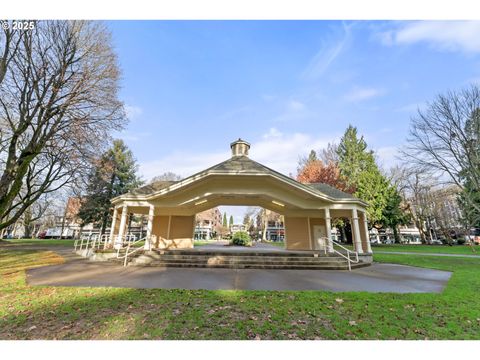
[109,139,371,254]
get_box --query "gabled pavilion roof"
[130,180,178,196]
[116,141,365,207]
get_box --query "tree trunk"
[262,210,268,242]
[59,207,67,239]
[24,224,32,239]
[100,211,109,236]
[340,224,347,243]
[392,225,400,243]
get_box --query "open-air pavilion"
[108,139,372,257]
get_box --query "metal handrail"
[92,234,111,250]
[329,238,359,271]
[116,236,147,267]
[101,234,111,249]
[74,234,107,251]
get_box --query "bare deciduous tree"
[150,172,182,183]
[319,142,339,164]
[0,20,126,231]
[21,194,52,238]
[402,85,480,228]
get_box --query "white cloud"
[250,131,337,176]
[139,151,229,182]
[375,146,401,170]
[302,22,353,80]
[378,21,480,53]
[138,129,339,181]
[344,86,384,102]
[262,127,282,139]
[125,105,143,120]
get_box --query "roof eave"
[111,171,368,207]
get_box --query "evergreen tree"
[229,215,234,227]
[297,149,318,173]
[458,108,480,230]
[78,140,143,235]
[222,212,228,227]
[307,150,317,163]
[337,125,372,191]
[337,125,404,228]
[381,186,411,242]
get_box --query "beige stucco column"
[351,208,364,254]
[361,211,372,253]
[109,207,118,245]
[145,204,155,251]
[325,208,334,253]
[116,204,128,249]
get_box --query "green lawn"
[0,245,479,339]
[193,240,213,247]
[372,244,479,255]
[263,241,285,248]
[1,238,77,247]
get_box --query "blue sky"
[107,20,480,221]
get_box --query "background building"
[194,208,222,240]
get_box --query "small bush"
[231,231,252,246]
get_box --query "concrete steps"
[121,249,369,270]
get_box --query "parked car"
[430,239,443,245]
[468,228,480,245]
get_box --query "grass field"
[372,244,479,255]
[1,243,480,340]
[1,238,77,247]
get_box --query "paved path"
[374,251,480,258]
[2,242,453,293]
[25,251,452,293]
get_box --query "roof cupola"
[230,138,250,157]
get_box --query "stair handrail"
[116,236,147,267]
[79,237,86,251]
[330,238,359,271]
[90,234,98,250]
[93,234,109,250]
[100,234,111,249]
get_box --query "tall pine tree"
[78,140,143,235]
[337,125,405,232]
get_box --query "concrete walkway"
[25,251,452,293]
[2,242,453,293]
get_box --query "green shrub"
[231,231,252,246]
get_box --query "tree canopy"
[402,85,480,230]
[77,140,142,234]
[0,21,125,231]
[296,158,353,193]
[222,212,227,227]
[336,125,404,229]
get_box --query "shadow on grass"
[1,249,480,340]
